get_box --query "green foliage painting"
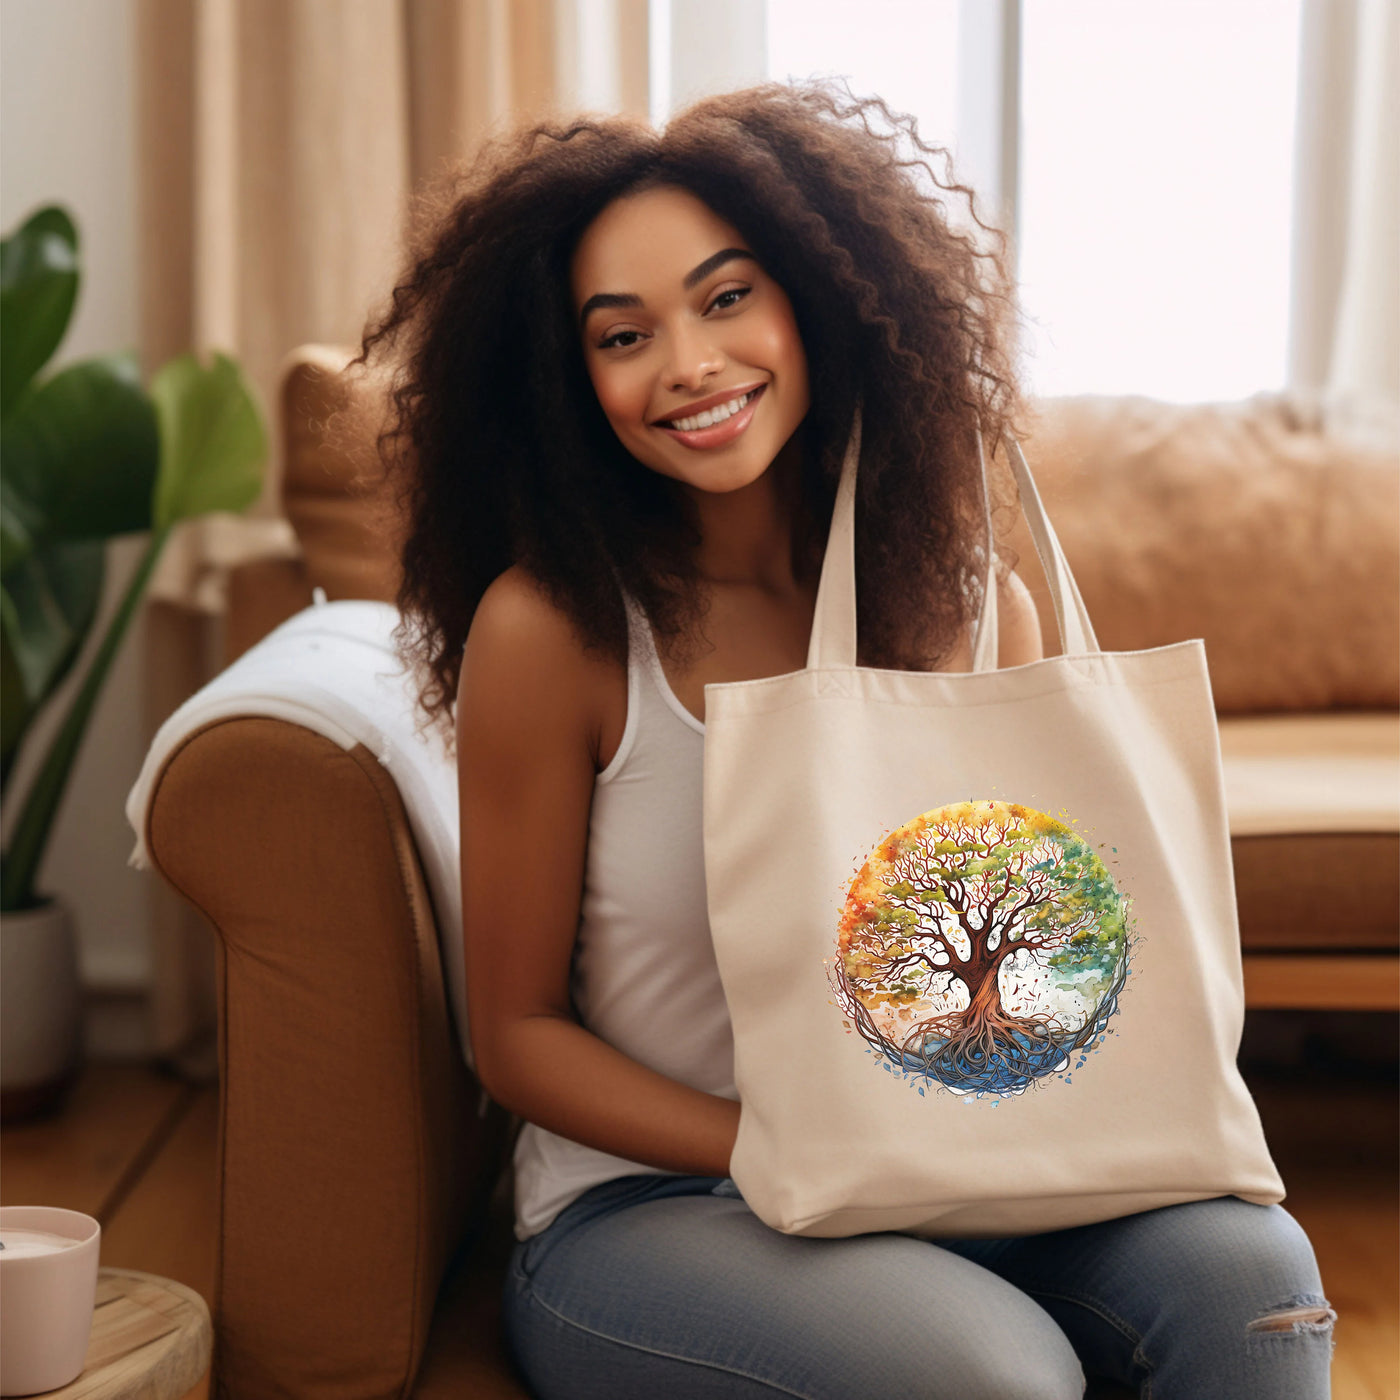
[828,800,1136,1100]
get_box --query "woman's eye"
[595,289,748,349]
[708,287,750,313]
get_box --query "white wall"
[2,0,154,1050]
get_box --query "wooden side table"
[43,1268,211,1400]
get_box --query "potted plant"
[1,203,267,1119]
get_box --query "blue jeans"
[502,1173,1335,1399]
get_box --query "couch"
[138,344,1399,1398]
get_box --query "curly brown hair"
[346,78,1030,748]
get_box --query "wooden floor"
[2,1054,1396,1399]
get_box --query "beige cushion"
[280,344,403,604]
[1217,712,1399,950]
[1010,393,1400,714]
[1219,711,1400,835]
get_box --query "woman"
[350,80,1334,1400]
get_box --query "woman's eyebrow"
[578,248,758,328]
[681,246,756,289]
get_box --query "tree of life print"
[827,800,1133,1099]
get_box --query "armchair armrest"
[144,715,509,1399]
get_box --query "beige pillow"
[1002,393,1400,713]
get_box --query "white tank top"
[511,588,737,1241]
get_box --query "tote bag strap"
[806,403,1101,670]
[967,429,1000,673]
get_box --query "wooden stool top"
[46,1267,210,1400]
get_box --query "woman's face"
[570,183,810,494]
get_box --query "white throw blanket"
[125,595,473,1073]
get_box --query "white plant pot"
[1,898,82,1119]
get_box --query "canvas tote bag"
[700,405,1286,1239]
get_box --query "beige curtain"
[1288,0,1400,452]
[135,0,649,1077]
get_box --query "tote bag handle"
[806,403,1101,671]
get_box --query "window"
[766,0,960,154]
[1017,0,1301,400]
[764,0,1303,401]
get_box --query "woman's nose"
[664,319,725,391]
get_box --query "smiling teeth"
[666,389,756,432]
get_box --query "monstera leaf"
[4,351,158,547]
[151,351,266,528]
[0,540,105,786]
[0,205,79,419]
[0,352,158,792]
[0,203,269,911]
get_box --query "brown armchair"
[138,345,1398,1398]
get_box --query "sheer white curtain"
[1288,0,1400,450]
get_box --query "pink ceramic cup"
[0,1206,101,1396]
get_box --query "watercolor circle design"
[828,800,1131,1098]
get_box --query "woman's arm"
[457,566,739,1178]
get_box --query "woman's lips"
[654,384,766,449]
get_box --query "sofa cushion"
[280,344,402,604]
[1219,711,1400,836]
[1010,394,1400,714]
[1220,713,1398,951]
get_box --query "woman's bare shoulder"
[468,564,584,663]
[996,565,1045,667]
[939,561,1042,672]
[460,564,623,772]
